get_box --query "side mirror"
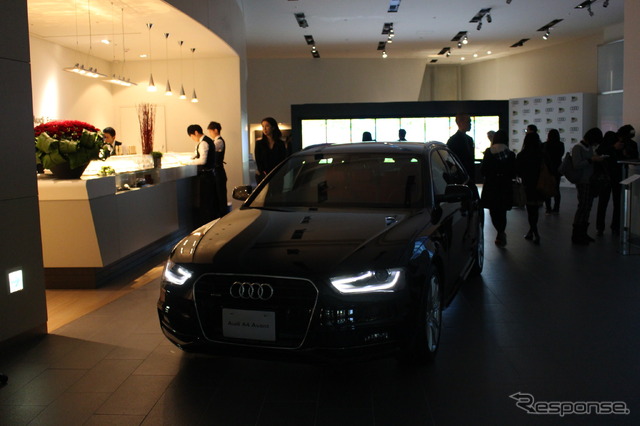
[232,185,253,201]
[434,184,472,204]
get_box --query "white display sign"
[8,269,24,293]
[222,308,276,341]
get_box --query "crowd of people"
[463,120,639,247]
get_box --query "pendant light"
[105,5,136,86]
[64,0,106,79]
[164,33,172,96]
[190,47,198,103]
[178,41,186,99]
[146,23,156,92]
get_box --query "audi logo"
[229,282,274,301]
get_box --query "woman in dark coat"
[255,117,288,185]
[541,129,564,213]
[516,132,544,243]
[480,130,516,247]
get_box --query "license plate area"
[222,308,276,341]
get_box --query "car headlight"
[162,259,193,286]
[330,268,403,294]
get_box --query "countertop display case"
[37,154,197,288]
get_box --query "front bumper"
[157,273,417,359]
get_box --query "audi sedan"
[158,142,483,362]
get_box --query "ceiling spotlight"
[462,35,469,44]
[477,22,482,31]
[588,4,594,16]
[543,30,550,40]
[294,13,309,28]
[382,51,388,59]
[603,0,609,7]
[506,0,512,3]
[486,13,492,23]
[446,51,451,57]
[457,41,462,48]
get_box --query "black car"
[158,142,483,362]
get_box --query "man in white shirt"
[187,124,217,226]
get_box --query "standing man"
[103,127,123,155]
[447,113,476,182]
[187,124,217,226]
[207,121,228,217]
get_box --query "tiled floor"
[1,187,639,425]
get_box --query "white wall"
[461,34,603,101]
[30,37,115,127]
[29,36,246,204]
[246,31,616,127]
[247,58,431,123]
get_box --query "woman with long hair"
[254,117,288,184]
[541,129,564,214]
[516,132,544,243]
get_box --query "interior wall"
[0,2,48,342]
[167,0,250,184]
[29,35,246,206]
[246,34,609,125]
[30,37,115,127]
[460,33,603,101]
[623,0,640,130]
[247,58,430,123]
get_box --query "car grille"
[193,274,318,349]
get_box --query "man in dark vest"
[188,124,217,226]
[207,121,228,217]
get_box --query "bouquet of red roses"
[35,120,110,170]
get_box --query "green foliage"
[35,129,110,170]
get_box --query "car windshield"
[248,152,425,209]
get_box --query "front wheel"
[401,269,443,364]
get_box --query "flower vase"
[49,162,89,179]
[153,157,162,168]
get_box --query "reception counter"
[37,155,197,288]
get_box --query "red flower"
[34,120,100,140]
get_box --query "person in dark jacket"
[571,128,606,245]
[480,130,516,247]
[255,117,288,185]
[447,113,476,183]
[541,129,564,214]
[516,132,544,243]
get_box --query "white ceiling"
[28,0,624,63]
[241,0,623,61]
[26,0,236,62]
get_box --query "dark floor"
[1,187,639,425]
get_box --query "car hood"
[171,208,430,277]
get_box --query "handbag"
[536,162,558,197]
[512,178,526,208]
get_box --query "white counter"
[37,163,197,288]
